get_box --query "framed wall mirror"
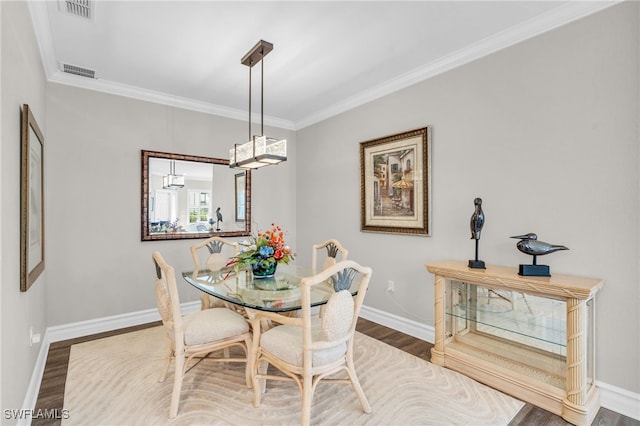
[141,150,251,241]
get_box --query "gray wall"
[45,84,297,326]
[1,0,48,415]
[296,2,639,393]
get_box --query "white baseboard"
[18,332,51,426]
[596,380,640,421]
[359,304,435,343]
[44,301,199,344]
[22,303,639,423]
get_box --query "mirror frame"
[141,150,251,241]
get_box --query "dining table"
[182,263,361,314]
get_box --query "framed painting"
[235,172,246,222]
[21,105,45,291]
[360,127,431,236]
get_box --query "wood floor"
[33,318,636,426]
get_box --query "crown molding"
[28,0,58,78]
[29,1,619,132]
[295,1,620,129]
[47,70,296,130]
[27,1,296,130]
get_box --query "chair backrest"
[311,239,348,274]
[190,236,239,272]
[300,260,371,349]
[152,251,183,348]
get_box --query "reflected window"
[189,190,211,224]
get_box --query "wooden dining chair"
[312,239,348,274]
[190,236,239,310]
[249,260,373,426]
[152,251,252,419]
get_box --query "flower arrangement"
[150,218,184,234]
[232,223,295,275]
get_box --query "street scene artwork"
[371,147,416,218]
[360,127,430,236]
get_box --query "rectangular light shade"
[163,174,184,189]
[230,135,287,169]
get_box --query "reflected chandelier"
[162,160,184,189]
[229,40,287,169]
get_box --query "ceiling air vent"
[62,63,96,79]
[60,0,93,20]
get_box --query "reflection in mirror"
[141,150,251,241]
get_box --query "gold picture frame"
[360,127,431,236]
[21,105,45,291]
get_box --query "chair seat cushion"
[260,319,347,367]
[182,308,249,346]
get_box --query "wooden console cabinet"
[425,260,603,425]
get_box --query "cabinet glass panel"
[446,280,567,388]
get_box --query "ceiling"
[28,1,616,130]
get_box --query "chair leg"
[169,353,185,418]
[301,374,313,426]
[159,347,173,383]
[200,293,210,310]
[252,358,269,407]
[345,362,371,413]
[318,304,326,318]
[243,336,253,389]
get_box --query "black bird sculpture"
[470,198,484,240]
[215,207,223,231]
[468,198,486,269]
[511,233,568,256]
[510,233,568,276]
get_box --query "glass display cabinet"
[425,260,604,426]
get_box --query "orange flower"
[234,223,295,267]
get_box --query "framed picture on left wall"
[21,104,45,291]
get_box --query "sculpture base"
[518,264,550,277]
[468,260,486,269]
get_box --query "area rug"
[62,326,524,425]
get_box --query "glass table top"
[182,263,360,312]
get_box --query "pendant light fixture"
[162,160,184,189]
[229,40,287,169]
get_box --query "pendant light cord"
[261,50,264,136]
[248,59,252,141]
[248,48,265,139]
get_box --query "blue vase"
[252,260,277,278]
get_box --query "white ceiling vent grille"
[60,0,93,20]
[62,63,96,79]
